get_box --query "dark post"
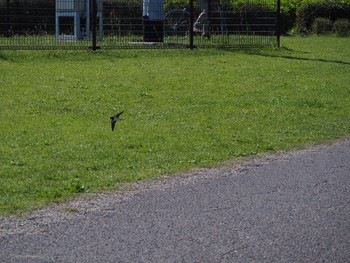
[6,0,10,37]
[91,0,97,51]
[189,0,194,49]
[276,0,281,47]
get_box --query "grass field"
[0,36,349,216]
[0,33,275,49]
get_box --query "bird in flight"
[110,111,124,131]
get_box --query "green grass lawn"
[1,36,349,215]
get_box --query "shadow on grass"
[0,51,8,60]
[232,47,350,66]
[252,53,350,65]
[2,46,350,65]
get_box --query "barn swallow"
[110,111,124,131]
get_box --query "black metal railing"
[0,0,280,50]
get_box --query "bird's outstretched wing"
[116,111,124,117]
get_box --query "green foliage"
[295,1,350,34]
[312,17,333,34]
[333,19,350,36]
[164,0,189,9]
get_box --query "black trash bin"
[143,16,164,42]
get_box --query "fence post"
[91,0,97,51]
[276,0,281,47]
[6,0,10,37]
[189,0,194,49]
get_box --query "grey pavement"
[0,138,350,262]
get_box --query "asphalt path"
[1,139,350,262]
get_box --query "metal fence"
[0,0,280,50]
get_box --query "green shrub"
[333,19,350,36]
[296,1,350,34]
[312,17,333,34]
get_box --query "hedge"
[296,1,350,34]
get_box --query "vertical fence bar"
[6,0,10,37]
[276,0,281,47]
[91,0,97,51]
[189,0,194,49]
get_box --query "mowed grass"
[0,36,349,215]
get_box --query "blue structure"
[143,0,164,21]
[55,0,103,40]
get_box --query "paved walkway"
[1,139,350,262]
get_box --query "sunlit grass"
[0,36,349,215]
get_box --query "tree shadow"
[232,47,350,66]
[253,53,350,65]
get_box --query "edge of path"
[1,136,350,237]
